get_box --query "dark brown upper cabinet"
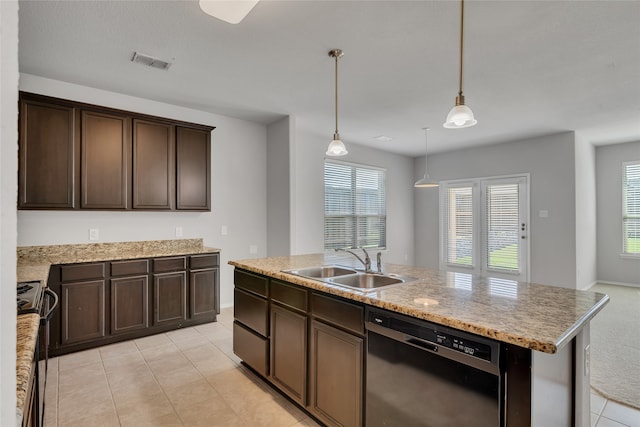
[18,96,78,209]
[17,92,214,212]
[81,110,131,209]
[176,127,211,211]
[133,119,175,210]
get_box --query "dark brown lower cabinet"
[309,319,363,427]
[61,280,106,345]
[153,271,187,326]
[270,304,307,405]
[233,321,269,377]
[111,275,148,334]
[49,253,219,357]
[190,268,218,320]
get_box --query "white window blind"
[623,161,640,254]
[324,161,386,250]
[484,183,520,272]
[444,186,474,266]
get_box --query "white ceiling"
[18,0,640,157]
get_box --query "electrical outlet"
[249,245,258,254]
[221,225,228,236]
[175,226,183,237]
[89,228,99,241]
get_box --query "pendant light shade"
[443,0,477,129]
[198,0,259,24]
[414,128,439,188]
[326,49,348,156]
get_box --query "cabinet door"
[153,271,186,326]
[133,119,175,209]
[309,320,363,427]
[61,280,106,345]
[176,126,210,211]
[111,275,148,334]
[18,97,77,209]
[270,304,307,405]
[81,110,131,209]
[189,268,218,320]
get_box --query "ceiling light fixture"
[414,127,439,188]
[443,0,477,129]
[326,49,348,157]
[198,0,259,25]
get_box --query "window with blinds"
[324,160,386,250]
[623,161,640,255]
[484,183,520,272]
[444,186,474,266]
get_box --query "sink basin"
[284,265,358,279]
[329,273,406,289]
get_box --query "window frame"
[622,160,640,257]
[323,159,387,251]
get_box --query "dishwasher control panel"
[367,310,494,362]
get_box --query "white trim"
[591,280,640,289]
[619,253,640,259]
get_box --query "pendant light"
[443,0,477,129]
[414,128,439,188]
[326,49,348,156]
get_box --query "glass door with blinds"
[440,175,529,282]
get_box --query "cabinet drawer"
[234,269,268,297]
[311,292,364,335]
[153,256,186,273]
[234,288,268,336]
[111,259,149,277]
[271,280,308,312]
[190,253,219,269]
[60,263,106,282]
[233,321,269,377]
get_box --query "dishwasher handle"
[366,320,439,355]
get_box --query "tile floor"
[42,308,321,427]
[43,307,640,427]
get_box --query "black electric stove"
[17,280,44,315]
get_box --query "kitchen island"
[229,253,609,427]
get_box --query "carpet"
[589,283,640,409]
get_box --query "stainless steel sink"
[282,265,416,291]
[284,265,358,279]
[328,273,407,289]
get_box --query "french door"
[440,175,529,282]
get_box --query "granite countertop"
[16,313,40,424]
[229,253,609,354]
[17,239,220,284]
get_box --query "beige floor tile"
[592,392,608,415]
[172,335,212,352]
[601,400,640,427]
[167,326,202,341]
[57,409,119,427]
[154,364,204,390]
[163,377,221,412]
[58,391,116,425]
[105,363,156,391]
[111,377,165,407]
[101,349,147,372]
[98,339,140,360]
[182,342,222,363]
[295,417,325,427]
[140,341,181,363]
[57,362,107,391]
[57,349,101,372]
[237,396,306,427]
[119,411,184,427]
[147,351,191,373]
[114,389,175,422]
[596,416,628,427]
[135,332,173,350]
[195,321,233,341]
[212,336,242,364]
[175,397,241,427]
[193,354,238,379]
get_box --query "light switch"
[221,225,228,236]
[539,210,549,218]
[175,226,183,237]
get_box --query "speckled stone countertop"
[17,239,220,284]
[16,313,40,424]
[229,253,609,354]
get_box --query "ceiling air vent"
[131,52,172,71]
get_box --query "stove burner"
[17,284,33,295]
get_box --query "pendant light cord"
[458,0,465,99]
[335,53,339,135]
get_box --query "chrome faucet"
[335,247,372,273]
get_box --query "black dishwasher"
[365,308,502,427]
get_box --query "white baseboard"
[591,280,640,289]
